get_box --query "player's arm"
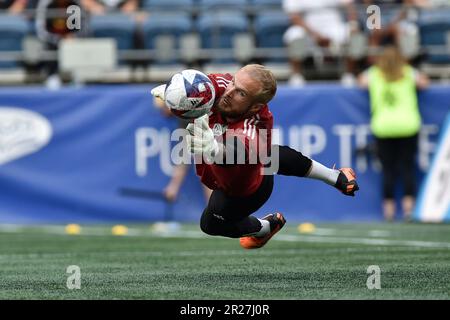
[414,70,430,90]
[185,115,256,165]
[357,70,369,88]
[185,115,224,164]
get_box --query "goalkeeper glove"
[151,84,167,101]
[186,114,220,163]
[334,168,359,196]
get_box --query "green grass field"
[1,222,450,300]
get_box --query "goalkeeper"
[151,64,359,249]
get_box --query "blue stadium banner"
[414,112,450,222]
[0,85,449,223]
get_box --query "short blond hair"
[241,64,277,104]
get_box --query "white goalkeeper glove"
[151,84,167,109]
[151,84,166,101]
[186,114,220,163]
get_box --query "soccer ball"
[164,69,216,119]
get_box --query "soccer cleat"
[240,212,286,249]
[334,168,359,196]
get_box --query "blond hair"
[376,46,407,82]
[241,64,277,104]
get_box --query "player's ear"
[249,103,264,114]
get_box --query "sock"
[253,219,270,237]
[307,160,340,186]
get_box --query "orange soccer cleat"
[240,212,286,249]
[334,168,359,196]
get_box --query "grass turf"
[0,223,449,299]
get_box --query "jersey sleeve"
[222,114,272,166]
[207,73,233,104]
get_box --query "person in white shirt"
[282,0,359,86]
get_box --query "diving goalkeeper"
[151,64,359,249]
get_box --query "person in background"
[81,0,138,15]
[358,45,429,221]
[361,0,430,63]
[153,94,213,204]
[35,0,85,89]
[0,0,27,13]
[282,0,360,87]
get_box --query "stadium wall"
[414,112,450,222]
[0,84,448,223]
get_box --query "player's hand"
[186,114,219,162]
[334,168,359,196]
[151,84,166,101]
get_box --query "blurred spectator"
[428,0,450,5]
[362,0,429,62]
[358,45,429,221]
[0,0,27,13]
[36,0,85,89]
[81,0,139,15]
[153,95,213,204]
[282,0,360,86]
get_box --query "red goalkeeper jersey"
[194,73,273,196]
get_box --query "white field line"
[276,234,450,249]
[0,248,378,261]
[1,224,450,249]
[367,230,392,237]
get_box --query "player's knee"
[200,219,218,236]
[200,212,218,236]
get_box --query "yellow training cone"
[65,224,81,235]
[112,225,128,236]
[297,223,316,234]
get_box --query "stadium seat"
[248,0,281,9]
[196,11,248,63]
[0,14,29,68]
[142,13,192,64]
[253,11,290,62]
[141,0,194,13]
[197,11,248,63]
[198,0,248,11]
[418,9,450,64]
[89,14,136,51]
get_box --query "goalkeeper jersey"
[194,73,273,196]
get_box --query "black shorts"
[204,174,274,222]
[202,144,311,221]
[199,145,311,237]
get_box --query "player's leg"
[274,144,312,177]
[272,145,359,196]
[200,174,274,238]
[238,210,286,249]
[376,138,397,221]
[398,134,418,220]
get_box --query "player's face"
[217,69,263,119]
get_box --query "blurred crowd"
[0,0,449,87]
